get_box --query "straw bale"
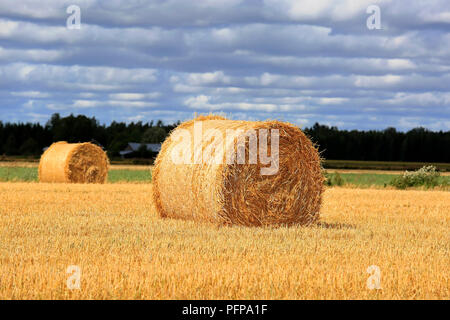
[39,142,109,183]
[153,116,324,226]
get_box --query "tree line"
[303,123,449,163]
[0,113,448,162]
[0,113,178,159]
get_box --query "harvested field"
[0,182,448,299]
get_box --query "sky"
[0,0,449,131]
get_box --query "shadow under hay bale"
[153,115,324,227]
[39,142,109,183]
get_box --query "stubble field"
[0,182,448,299]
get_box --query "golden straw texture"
[153,116,324,227]
[38,142,109,183]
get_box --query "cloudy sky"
[0,0,449,130]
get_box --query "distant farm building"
[120,142,161,158]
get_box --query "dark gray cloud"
[0,0,449,130]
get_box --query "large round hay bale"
[39,142,109,183]
[153,116,324,227]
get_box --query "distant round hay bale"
[153,116,324,227]
[39,142,109,183]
